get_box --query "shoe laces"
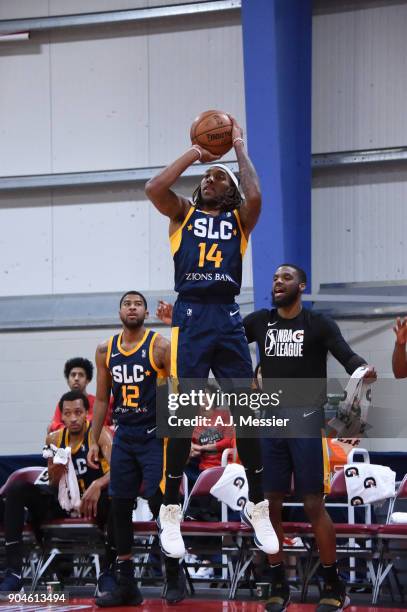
[252,500,272,522]
[162,504,182,524]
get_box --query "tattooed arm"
[87,340,112,468]
[229,116,262,236]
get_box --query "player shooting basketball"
[145,113,278,560]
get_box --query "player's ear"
[145,310,149,320]
[299,282,306,294]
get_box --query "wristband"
[190,145,202,161]
[233,137,244,146]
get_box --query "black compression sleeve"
[318,314,366,374]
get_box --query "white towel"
[210,463,248,511]
[390,512,407,524]
[42,444,81,513]
[329,365,372,437]
[344,462,396,506]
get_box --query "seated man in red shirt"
[48,357,112,432]
[191,384,236,472]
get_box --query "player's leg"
[212,306,278,555]
[0,482,51,595]
[94,493,117,597]
[96,430,143,608]
[159,299,212,558]
[139,436,187,603]
[262,438,293,612]
[293,436,348,612]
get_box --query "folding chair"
[373,473,407,604]
[32,517,105,592]
[0,466,48,496]
[181,465,255,598]
[298,467,381,601]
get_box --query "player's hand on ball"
[87,442,100,469]
[193,144,221,163]
[156,300,173,326]
[228,115,244,145]
[393,317,407,345]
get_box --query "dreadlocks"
[192,182,243,213]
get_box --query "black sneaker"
[0,570,23,601]
[165,570,187,604]
[264,581,290,612]
[316,580,350,612]
[95,569,118,598]
[95,572,143,607]
[164,557,187,604]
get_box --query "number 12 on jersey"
[198,242,223,268]
[121,384,139,407]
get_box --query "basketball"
[190,110,233,156]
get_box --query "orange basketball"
[190,110,233,156]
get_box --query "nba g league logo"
[265,328,304,357]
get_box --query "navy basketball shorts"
[170,298,253,383]
[261,435,331,496]
[109,425,165,499]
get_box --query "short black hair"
[59,390,89,412]
[64,357,93,382]
[119,291,148,309]
[277,263,307,284]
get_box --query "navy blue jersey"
[106,329,166,429]
[171,205,247,297]
[57,422,108,496]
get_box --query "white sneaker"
[157,504,186,559]
[194,562,214,579]
[241,499,279,554]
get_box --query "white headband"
[209,163,239,189]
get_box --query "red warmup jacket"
[192,409,236,471]
[49,394,114,432]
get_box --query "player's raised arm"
[88,342,112,468]
[229,116,261,236]
[145,147,220,222]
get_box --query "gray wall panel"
[147,12,245,166]
[312,166,407,290]
[0,38,51,176]
[52,191,150,293]
[0,0,49,19]
[0,193,53,296]
[313,1,407,153]
[49,24,150,173]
